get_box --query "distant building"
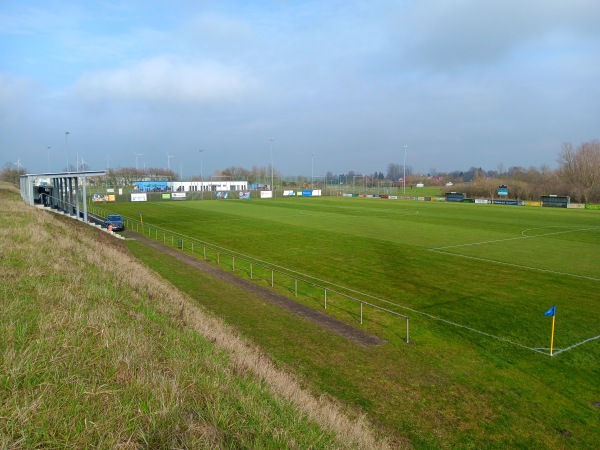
[169,180,248,193]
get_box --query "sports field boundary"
[87,204,598,357]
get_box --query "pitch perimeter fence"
[88,204,411,344]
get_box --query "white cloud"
[397,0,600,70]
[74,56,256,104]
[0,73,37,123]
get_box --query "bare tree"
[557,142,577,184]
[0,162,26,186]
[557,140,600,201]
[577,140,600,189]
[386,163,402,181]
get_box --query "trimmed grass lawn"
[99,195,599,448]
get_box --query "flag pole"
[549,314,556,356]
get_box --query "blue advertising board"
[134,181,168,192]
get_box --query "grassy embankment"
[0,183,392,449]
[101,196,600,449]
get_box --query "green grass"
[1,185,387,449]
[96,196,600,448]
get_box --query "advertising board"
[131,193,147,202]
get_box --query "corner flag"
[544,306,556,356]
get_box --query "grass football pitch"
[98,195,600,447]
[103,196,599,354]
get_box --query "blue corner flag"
[544,305,556,317]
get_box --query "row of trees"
[3,140,599,202]
[441,141,600,203]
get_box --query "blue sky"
[1,0,599,178]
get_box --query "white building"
[170,180,248,192]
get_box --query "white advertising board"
[131,193,147,202]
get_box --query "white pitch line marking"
[429,249,600,282]
[230,254,594,355]
[552,334,600,356]
[428,225,600,281]
[431,226,599,251]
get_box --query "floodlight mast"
[268,138,274,192]
[403,145,407,194]
[199,149,204,199]
[65,131,70,172]
[311,152,314,189]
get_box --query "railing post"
[271,270,274,287]
[324,289,327,309]
[232,256,235,271]
[250,263,253,279]
[192,242,194,254]
[360,302,363,324]
[295,279,297,297]
[406,318,410,344]
[203,246,206,260]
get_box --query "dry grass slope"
[0,182,396,449]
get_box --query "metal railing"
[88,204,411,344]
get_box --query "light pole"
[65,131,70,171]
[167,153,174,171]
[403,145,407,194]
[47,146,51,172]
[198,149,204,199]
[311,152,314,189]
[268,138,274,192]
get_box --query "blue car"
[104,214,124,231]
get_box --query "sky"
[1,0,599,178]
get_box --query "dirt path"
[126,231,387,348]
